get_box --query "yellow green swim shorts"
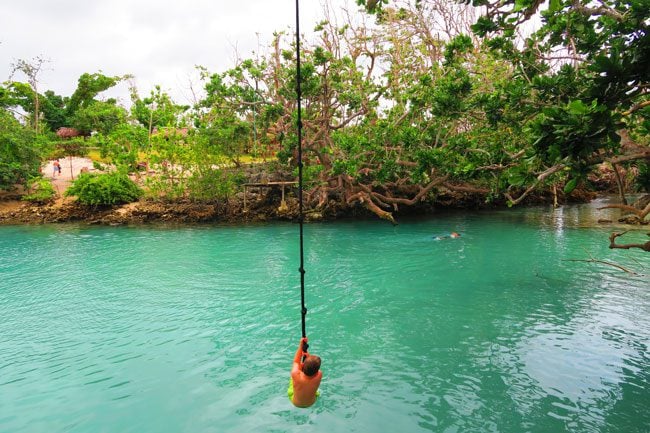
[287,378,320,405]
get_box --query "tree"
[40,90,68,132]
[130,85,189,133]
[197,58,272,159]
[0,110,41,189]
[71,100,127,136]
[66,72,126,118]
[258,2,514,221]
[9,56,49,132]
[356,0,649,204]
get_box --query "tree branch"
[622,100,650,116]
[572,0,626,22]
[504,163,566,205]
[608,231,650,252]
[564,258,641,274]
[598,202,650,222]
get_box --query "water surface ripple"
[1,204,649,433]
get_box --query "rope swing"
[295,0,308,349]
[287,4,322,409]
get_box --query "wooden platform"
[243,181,297,212]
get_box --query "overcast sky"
[1,0,357,105]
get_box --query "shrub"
[187,169,246,201]
[22,177,56,203]
[65,171,143,206]
[636,162,650,193]
[0,111,41,189]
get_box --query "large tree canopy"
[350,0,649,211]
[2,0,647,224]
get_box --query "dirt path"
[46,157,95,197]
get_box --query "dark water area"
[1,200,648,432]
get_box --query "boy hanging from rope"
[288,337,322,407]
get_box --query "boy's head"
[302,355,321,376]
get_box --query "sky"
[1,0,357,106]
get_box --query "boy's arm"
[293,337,308,365]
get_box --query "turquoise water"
[1,203,649,433]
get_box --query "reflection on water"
[0,206,649,433]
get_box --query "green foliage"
[444,35,474,65]
[142,131,194,199]
[130,85,189,131]
[563,178,578,194]
[56,139,89,158]
[67,73,124,117]
[41,90,68,131]
[186,169,246,201]
[529,99,621,171]
[356,0,389,13]
[636,161,650,193]
[296,164,324,185]
[4,0,643,213]
[198,115,250,164]
[0,111,41,189]
[65,171,143,206]
[22,177,55,202]
[3,82,35,116]
[71,101,127,135]
[90,124,148,170]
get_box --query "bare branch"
[504,163,566,205]
[564,258,642,274]
[571,0,627,23]
[598,202,650,222]
[608,231,650,252]
[622,100,650,116]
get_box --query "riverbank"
[0,187,601,226]
[4,155,630,226]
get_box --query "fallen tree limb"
[371,176,449,206]
[598,202,650,222]
[347,191,397,224]
[608,231,650,252]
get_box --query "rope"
[295,0,308,345]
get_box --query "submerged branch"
[563,258,641,274]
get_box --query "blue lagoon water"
[1,201,649,432]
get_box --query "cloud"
[1,0,354,104]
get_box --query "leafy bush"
[636,162,650,193]
[65,171,143,206]
[22,177,56,203]
[187,169,246,201]
[0,111,41,189]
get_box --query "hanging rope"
[295,0,308,347]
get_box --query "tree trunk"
[611,163,627,205]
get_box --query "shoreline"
[0,190,600,227]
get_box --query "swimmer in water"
[434,232,461,240]
[288,337,322,408]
